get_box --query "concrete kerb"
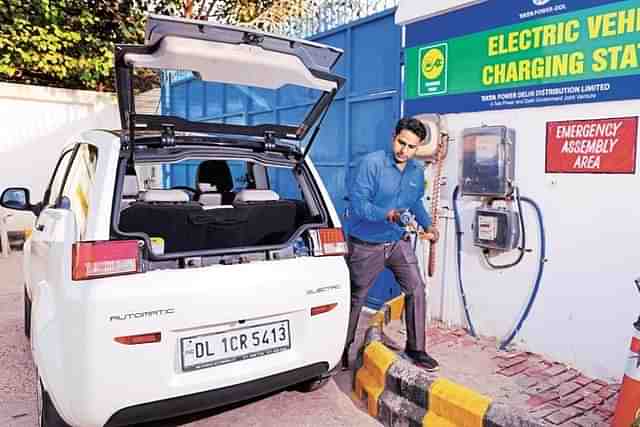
[352,294,547,427]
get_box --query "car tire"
[37,378,70,427]
[24,286,31,339]
[296,376,330,393]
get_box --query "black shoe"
[341,347,350,371]
[405,349,440,372]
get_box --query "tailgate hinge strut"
[264,131,277,151]
[161,124,176,147]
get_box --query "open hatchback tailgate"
[115,14,344,145]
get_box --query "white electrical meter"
[474,207,520,251]
[459,126,515,197]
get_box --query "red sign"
[546,117,638,174]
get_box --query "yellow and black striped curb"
[352,295,546,427]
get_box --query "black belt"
[349,235,404,246]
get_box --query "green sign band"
[405,0,640,99]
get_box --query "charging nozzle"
[397,209,415,227]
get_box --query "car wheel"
[24,286,31,338]
[296,376,330,393]
[36,376,69,427]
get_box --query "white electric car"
[1,15,350,427]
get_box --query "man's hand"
[385,209,400,223]
[419,227,440,242]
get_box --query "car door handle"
[36,224,45,232]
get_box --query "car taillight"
[115,332,161,345]
[72,240,141,281]
[309,228,348,256]
[311,303,338,316]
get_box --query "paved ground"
[384,320,620,426]
[0,251,380,427]
[1,248,623,427]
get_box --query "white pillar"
[0,213,11,258]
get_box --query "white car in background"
[1,15,349,427]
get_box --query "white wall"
[0,83,119,234]
[427,99,640,381]
[395,0,486,25]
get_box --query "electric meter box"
[459,126,515,197]
[474,207,520,251]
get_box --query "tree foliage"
[0,0,385,91]
[0,0,181,91]
[0,0,291,91]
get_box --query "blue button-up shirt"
[348,150,432,243]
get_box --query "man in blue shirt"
[343,117,440,372]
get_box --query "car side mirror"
[1,188,40,216]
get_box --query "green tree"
[0,0,353,91]
[0,0,180,91]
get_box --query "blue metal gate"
[307,9,402,309]
[162,9,402,309]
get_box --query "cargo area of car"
[119,197,311,253]
[115,148,326,259]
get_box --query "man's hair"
[395,117,427,142]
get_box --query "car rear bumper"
[104,362,330,426]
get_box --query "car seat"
[196,160,235,206]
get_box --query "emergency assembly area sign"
[546,117,638,173]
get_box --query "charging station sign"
[546,117,638,173]
[404,0,640,115]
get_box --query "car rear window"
[117,157,321,255]
[133,69,322,131]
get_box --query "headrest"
[196,160,233,192]
[122,175,139,197]
[234,189,280,202]
[198,193,223,206]
[139,189,189,203]
[197,183,213,192]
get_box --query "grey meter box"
[459,126,515,197]
[474,207,520,251]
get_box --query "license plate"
[180,320,291,371]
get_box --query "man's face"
[392,129,423,164]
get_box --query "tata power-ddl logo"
[519,0,566,19]
[418,43,448,96]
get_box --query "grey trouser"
[345,238,426,352]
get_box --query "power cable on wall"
[499,195,546,350]
[452,185,477,337]
[452,185,546,348]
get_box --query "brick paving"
[385,321,620,426]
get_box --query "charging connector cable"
[452,185,546,349]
